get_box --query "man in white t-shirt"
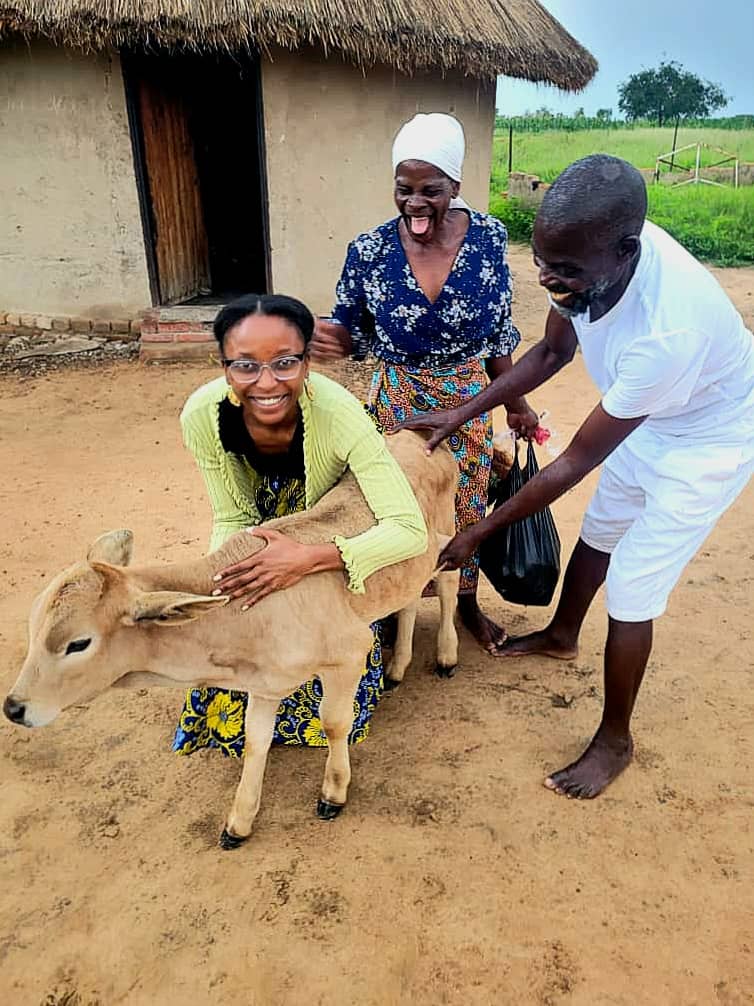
[399,154,754,799]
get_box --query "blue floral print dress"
[332,209,521,592]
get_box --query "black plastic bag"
[479,441,561,606]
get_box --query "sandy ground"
[1,249,753,1006]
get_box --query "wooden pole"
[508,123,513,175]
[669,116,680,172]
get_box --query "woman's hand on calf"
[212,529,343,609]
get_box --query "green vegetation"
[617,61,728,126]
[489,193,537,244]
[491,126,754,190]
[488,124,754,266]
[494,113,754,134]
[645,185,754,266]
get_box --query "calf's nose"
[3,696,26,724]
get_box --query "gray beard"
[547,294,582,319]
[547,278,612,319]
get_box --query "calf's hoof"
[434,664,457,679]
[219,827,247,851]
[317,798,345,821]
[383,676,402,692]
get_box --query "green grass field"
[488,127,754,266]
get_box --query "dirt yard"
[1,249,753,1006]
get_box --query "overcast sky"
[496,0,753,117]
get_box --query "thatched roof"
[0,1,597,89]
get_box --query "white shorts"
[580,432,754,622]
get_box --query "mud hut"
[0,2,595,355]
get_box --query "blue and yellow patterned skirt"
[173,470,384,756]
[367,358,493,594]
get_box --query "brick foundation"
[1,307,220,363]
[0,311,141,343]
[139,307,218,363]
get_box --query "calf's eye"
[65,638,92,656]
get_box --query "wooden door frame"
[120,48,272,305]
[121,48,161,305]
[252,57,273,296]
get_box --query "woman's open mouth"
[249,393,289,410]
[407,215,432,236]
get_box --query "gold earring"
[227,386,241,407]
[304,377,314,400]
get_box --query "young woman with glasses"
[172,293,428,756]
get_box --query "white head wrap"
[392,113,466,182]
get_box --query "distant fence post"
[669,116,680,172]
[508,123,513,174]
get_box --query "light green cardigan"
[180,372,428,593]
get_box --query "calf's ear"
[88,530,134,567]
[128,591,229,626]
[90,561,126,590]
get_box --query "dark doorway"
[123,49,270,306]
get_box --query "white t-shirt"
[572,221,754,448]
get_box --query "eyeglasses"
[222,354,306,384]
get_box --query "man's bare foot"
[493,628,577,660]
[544,730,634,799]
[458,595,506,652]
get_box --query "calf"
[4,432,459,848]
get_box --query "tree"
[618,61,728,126]
[595,108,613,123]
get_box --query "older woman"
[312,113,538,651]
[173,293,427,756]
